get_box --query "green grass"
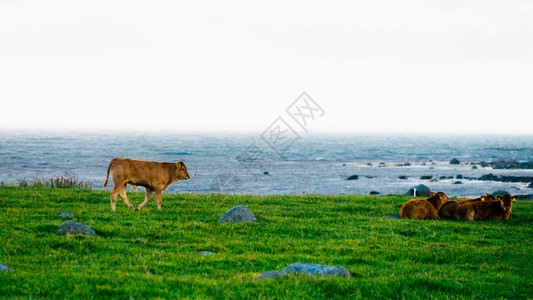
[0,186,532,299]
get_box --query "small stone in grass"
[0,264,13,272]
[58,211,74,219]
[57,221,96,236]
[218,205,257,223]
[283,263,350,277]
[258,271,289,280]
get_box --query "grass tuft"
[18,177,92,189]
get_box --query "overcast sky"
[1,1,532,134]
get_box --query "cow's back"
[109,158,174,188]
[400,199,434,220]
[456,201,502,221]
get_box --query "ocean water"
[1,130,533,198]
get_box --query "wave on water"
[161,152,192,156]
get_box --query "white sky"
[1,0,532,134]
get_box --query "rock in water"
[58,211,74,219]
[0,264,13,272]
[57,221,96,236]
[405,184,431,197]
[282,263,350,278]
[450,158,460,165]
[258,270,289,280]
[345,175,359,180]
[218,205,257,223]
[517,194,533,201]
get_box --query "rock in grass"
[199,251,215,256]
[282,263,350,278]
[218,205,256,223]
[405,184,431,197]
[58,211,74,219]
[492,190,509,197]
[0,264,13,272]
[258,270,289,280]
[57,221,96,236]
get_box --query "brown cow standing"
[103,158,190,211]
[454,194,517,221]
[399,191,450,220]
[439,194,495,219]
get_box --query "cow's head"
[429,191,450,209]
[175,161,191,180]
[484,193,496,201]
[497,194,517,213]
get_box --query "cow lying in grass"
[454,194,517,221]
[400,191,449,220]
[439,194,496,219]
[103,158,190,211]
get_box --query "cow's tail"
[103,158,117,187]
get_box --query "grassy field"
[0,186,532,299]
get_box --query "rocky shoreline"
[344,158,533,198]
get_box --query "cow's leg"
[110,187,119,211]
[155,189,163,211]
[117,184,134,210]
[464,208,474,221]
[136,189,153,211]
[427,207,440,220]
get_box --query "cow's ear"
[177,161,184,168]
[512,195,518,201]
[430,192,436,196]
[496,195,502,200]
[481,196,485,201]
